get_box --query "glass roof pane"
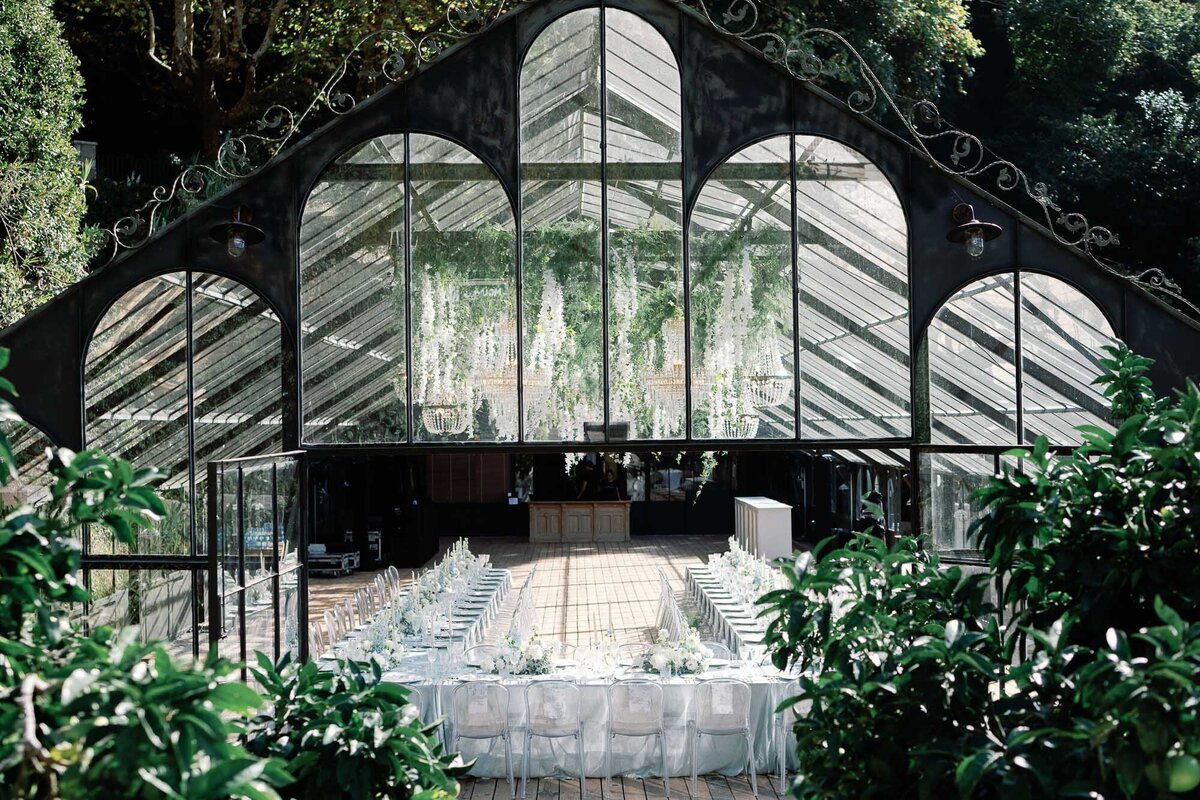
[689,136,795,440]
[929,274,1019,445]
[796,136,910,440]
[300,134,407,443]
[1019,273,1117,444]
[410,134,518,442]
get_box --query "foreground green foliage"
[0,0,95,329]
[244,654,464,800]
[762,538,1003,797]
[764,345,1200,798]
[0,346,462,799]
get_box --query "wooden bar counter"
[528,501,631,542]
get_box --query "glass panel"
[219,465,241,595]
[84,568,196,660]
[606,10,684,440]
[243,578,276,661]
[85,274,190,555]
[241,464,275,586]
[1019,273,1117,444]
[192,274,283,545]
[796,136,910,439]
[281,569,301,660]
[409,134,518,442]
[521,10,603,441]
[218,591,243,664]
[688,136,795,439]
[300,134,407,443]
[929,274,1018,445]
[0,421,55,507]
[276,460,301,573]
[919,452,996,554]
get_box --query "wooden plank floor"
[309,535,728,645]
[460,773,790,800]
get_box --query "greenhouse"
[2,1,1200,792]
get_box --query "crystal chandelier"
[647,317,687,422]
[421,401,470,436]
[718,413,760,439]
[746,337,790,408]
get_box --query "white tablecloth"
[388,664,798,778]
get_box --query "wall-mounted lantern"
[209,206,265,259]
[946,203,1002,258]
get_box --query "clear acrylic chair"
[372,573,389,608]
[776,679,800,788]
[323,609,342,645]
[700,641,732,660]
[606,679,668,798]
[310,622,327,657]
[354,587,372,621]
[689,678,756,796]
[385,565,403,597]
[452,682,515,798]
[522,681,584,799]
[339,598,356,631]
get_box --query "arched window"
[927,272,1116,446]
[85,272,284,553]
[520,9,683,441]
[687,135,910,440]
[300,134,517,443]
[923,271,1117,554]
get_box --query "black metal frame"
[2,0,1199,650]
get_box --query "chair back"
[609,679,664,735]
[618,643,647,663]
[464,644,502,668]
[373,574,389,606]
[452,682,509,738]
[341,598,356,630]
[310,622,327,655]
[695,678,751,733]
[525,680,581,736]
[700,641,732,660]
[323,609,341,643]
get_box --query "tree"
[57,0,447,158]
[755,0,984,102]
[989,0,1200,299]
[0,0,94,330]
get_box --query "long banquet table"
[323,642,799,778]
[686,565,769,657]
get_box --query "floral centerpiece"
[640,627,711,675]
[483,632,559,676]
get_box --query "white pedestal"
[734,496,793,560]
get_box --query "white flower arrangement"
[484,632,559,676]
[640,627,711,676]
